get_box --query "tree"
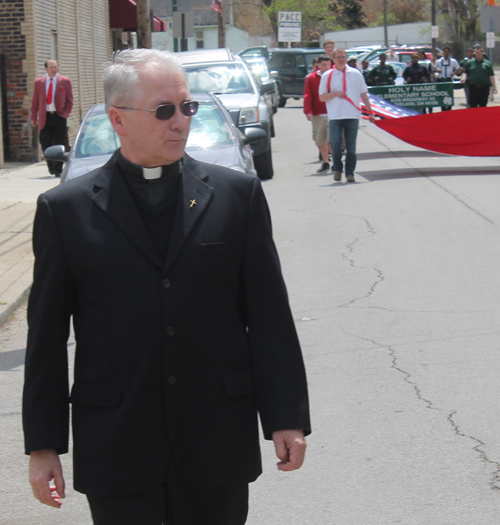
[438,0,481,42]
[329,0,367,29]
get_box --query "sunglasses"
[114,100,199,120]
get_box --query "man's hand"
[29,449,65,508]
[31,120,37,127]
[272,429,307,472]
[306,113,313,121]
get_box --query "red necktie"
[47,79,53,105]
[343,68,361,112]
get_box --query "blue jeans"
[329,119,359,177]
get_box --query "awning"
[109,0,167,32]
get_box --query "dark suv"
[267,48,324,107]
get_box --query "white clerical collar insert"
[142,166,162,180]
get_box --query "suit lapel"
[92,158,163,270]
[164,156,214,272]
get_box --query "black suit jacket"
[23,153,310,497]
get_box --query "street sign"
[432,25,439,38]
[369,83,455,109]
[487,31,495,48]
[278,11,301,43]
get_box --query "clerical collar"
[116,149,181,182]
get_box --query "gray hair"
[103,48,185,113]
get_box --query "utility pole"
[431,0,436,58]
[173,0,178,52]
[218,5,225,48]
[137,0,152,49]
[383,0,388,46]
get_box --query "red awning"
[109,0,167,32]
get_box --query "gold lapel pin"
[190,199,197,208]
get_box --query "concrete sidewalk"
[0,162,59,326]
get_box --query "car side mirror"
[44,145,69,163]
[270,70,278,78]
[243,127,268,145]
[260,81,275,95]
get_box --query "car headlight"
[239,108,259,125]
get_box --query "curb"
[0,285,31,328]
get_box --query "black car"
[267,48,324,107]
[177,48,275,180]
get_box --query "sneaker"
[316,162,330,174]
[333,171,342,181]
[346,174,355,182]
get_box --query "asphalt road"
[1,102,500,524]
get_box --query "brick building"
[0,1,165,163]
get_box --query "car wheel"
[277,85,286,108]
[253,147,274,180]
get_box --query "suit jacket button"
[162,279,171,288]
[166,326,175,336]
[167,375,177,385]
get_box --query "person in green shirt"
[361,60,372,85]
[459,48,474,106]
[368,53,396,86]
[460,47,497,107]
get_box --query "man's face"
[111,67,192,167]
[362,60,369,70]
[475,48,484,60]
[380,54,386,65]
[467,50,474,59]
[319,59,330,74]
[324,43,334,56]
[443,49,450,59]
[333,51,347,70]
[411,55,419,65]
[45,60,58,78]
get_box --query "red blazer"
[30,75,73,130]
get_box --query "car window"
[75,111,120,159]
[185,63,255,95]
[268,54,281,70]
[283,54,294,70]
[295,54,305,69]
[305,53,321,71]
[186,102,233,148]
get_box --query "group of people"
[304,41,497,181]
[304,40,375,183]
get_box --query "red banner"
[375,107,500,157]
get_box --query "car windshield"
[184,63,255,95]
[186,101,234,149]
[75,110,120,159]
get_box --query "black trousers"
[86,464,249,525]
[39,112,67,175]
[468,84,490,108]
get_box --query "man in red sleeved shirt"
[304,55,331,173]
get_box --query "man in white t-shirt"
[435,46,460,111]
[319,48,375,183]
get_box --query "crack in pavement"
[351,332,500,493]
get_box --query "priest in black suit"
[23,48,311,524]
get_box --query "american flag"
[211,0,222,13]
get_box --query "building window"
[196,31,204,49]
[50,31,58,60]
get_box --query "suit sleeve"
[303,75,313,115]
[23,194,73,455]
[30,81,39,123]
[60,78,73,118]
[241,178,311,440]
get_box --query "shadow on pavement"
[360,166,500,181]
[0,347,26,371]
[357,150,447,161]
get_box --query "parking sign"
[278,12,302,43]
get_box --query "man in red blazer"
[30,59,73,176]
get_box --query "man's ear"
[108,107,127,137]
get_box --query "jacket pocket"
[70,383,121,408]
[223,369,254,398]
